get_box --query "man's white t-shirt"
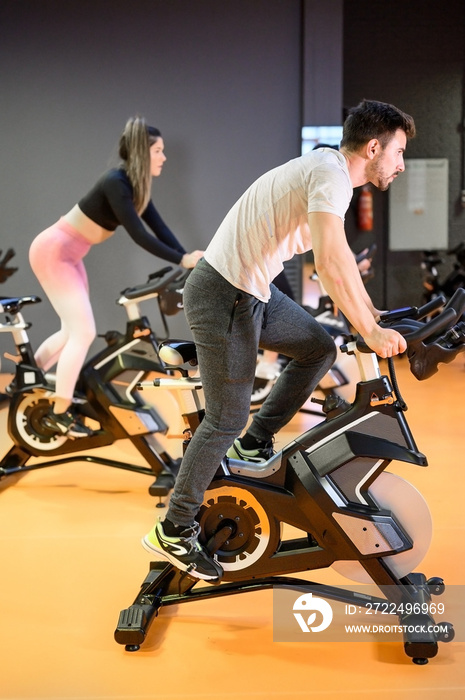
[204,148,352,302]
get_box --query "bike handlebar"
[389,307,457,344]
[119,265,185,301]
[355,288,465,380]
[411,295,445,320]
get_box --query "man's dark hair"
[340,99,416,151]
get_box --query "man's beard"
[367,157,396,191]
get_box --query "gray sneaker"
[142,520,223,581]
[226,437,274,463]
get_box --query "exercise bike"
[114,288,465,664]
[0,247,17,286]
[0,265,194,499]
[0,247,18,400]
[421,243,465,313]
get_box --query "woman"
[28,116,203,437]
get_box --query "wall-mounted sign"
[389,159,448,251]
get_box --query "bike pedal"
[206,524,234,554]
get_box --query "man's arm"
[309,212,406,358]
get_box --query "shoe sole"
[42,421,92,438]
[42,422,68,435]
[226,447,268,463]
[141,535,220,581]
[68,430,93,438]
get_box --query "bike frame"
[115,308,463,663]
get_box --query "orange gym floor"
[1,352,464,700]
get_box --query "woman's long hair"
[118,117,161,214]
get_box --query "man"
[142,99,415,581]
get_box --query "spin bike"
[0,265,194,499]
[421,243,465,312]
[0,247,17,394]
[114,288,465,664]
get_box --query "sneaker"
[226,436,274,463]
[41,409,93,438]
[141,520,223,581]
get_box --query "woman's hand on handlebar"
[363,325,407,359]
[181,250,204,269]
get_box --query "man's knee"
[299,329,337,367]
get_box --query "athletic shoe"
[142,520,223,581]
[41,409,93,438]
[226,436,274,463]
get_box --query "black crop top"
[78,168,186,265]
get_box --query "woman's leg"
[46,260,95,412]
[29,222,95,414]
[35,328,69,372]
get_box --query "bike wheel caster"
[412,657,428,665]
[427,577,445,595]
[125,644,140,652]
[437,622,455,643]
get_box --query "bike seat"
[0,295,41,314]
[158,340,198,367]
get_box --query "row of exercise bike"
[2,263,465,664]
[0,262,357,498]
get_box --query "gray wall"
[0,0,303,368]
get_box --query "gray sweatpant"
[166,258,337,526]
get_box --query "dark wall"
[343,0,465,309]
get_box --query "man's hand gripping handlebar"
[356,288,465,380]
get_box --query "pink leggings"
[29,218,96,403]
